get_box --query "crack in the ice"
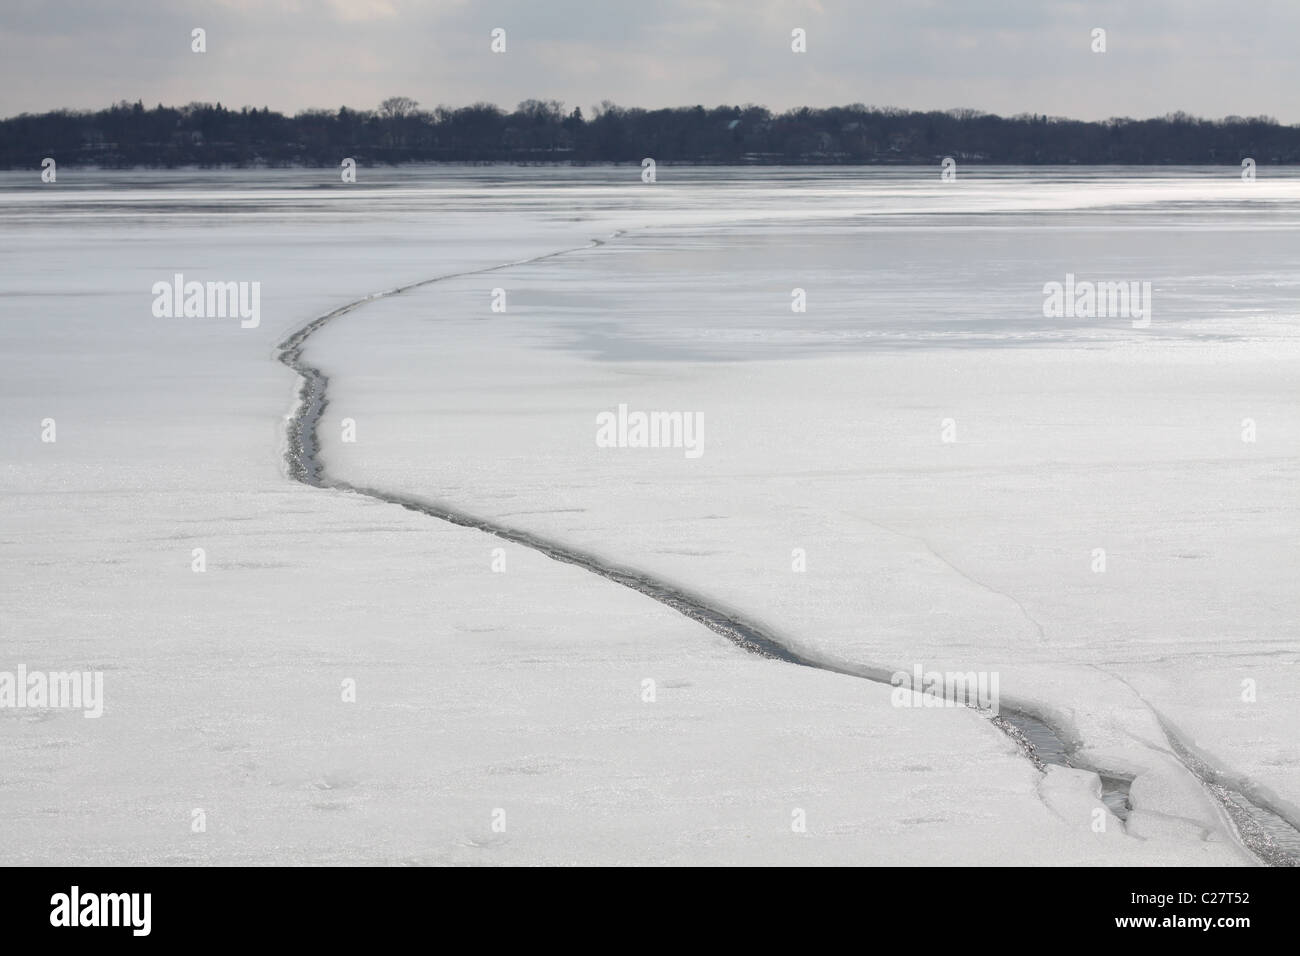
[856,515,1047,643]
[274,234,1294,866]
[1088,663,1300,866]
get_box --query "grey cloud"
[1,0,1296,121]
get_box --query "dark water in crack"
[1162,727,1300,867]
[996,711,1132,819]
[276,239,1300,866]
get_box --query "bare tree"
[378,96,419,120]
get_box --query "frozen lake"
[2,165,1298,865]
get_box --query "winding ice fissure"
[276,234,1298,867]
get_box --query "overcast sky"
[2,0,1296,122]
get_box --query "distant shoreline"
[6,159,1298,171]
[5,101,1298,170]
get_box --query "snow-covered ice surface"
[2,167,1297,864]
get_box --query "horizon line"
[4,101,1291,128]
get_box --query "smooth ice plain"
[2,166,1298,865]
